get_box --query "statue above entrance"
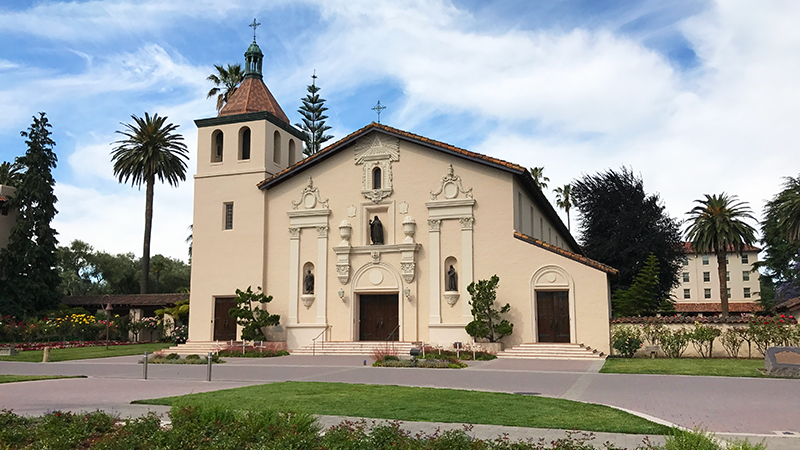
[370,215,384,245]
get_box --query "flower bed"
[10,340,155,352]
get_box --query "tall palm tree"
[554,184,572,230]
[529,166,549,190]
[0,161,22,186]
[766,175,800,243]
[111,113,188,294]
[207,64,244,112]
[685,193,757,316]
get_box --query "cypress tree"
[296,73,333,156]
[0,113,61,317]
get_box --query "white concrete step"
[157,341,230,356]
[497,343,605,360]
[290,341,417,356]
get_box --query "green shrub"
[689,324,722,358]
[659,328,691,358]
[217,349,289,358]
[721,328,745,358]
[185,354,200,360]
[611,325,643,358]
[166,352,180,360]
[383,355,399,361]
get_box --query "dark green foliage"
[111,112,188,294]
[758,176,800,304]
[228,286,281,341]
[465,275,513,343]
[206,63,244,112]
[610,326,643,358]
[57,239,190,296]
[296,74,333,156]
[0,113,61,317]
[571,168,684,314]
[217,349,289,357]
[685,193,757,316]
[0,161,22,187]
[612,254,673,317]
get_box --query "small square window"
[744,287,751,298]
[683,272,690,283]
[742,271,750,282]
[223,203,233,230]
[726,288,731,298]
[741,254,749,264]
[683,289,691,299]
[703,272,710,282]
[702,255,709,265]
[725,255,729,264]
[682,257,689,266]
[726,271,730,282]
[704,288,711,299]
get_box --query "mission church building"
[187,35,617,356]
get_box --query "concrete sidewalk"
[1,355,798,449]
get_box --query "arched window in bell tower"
[211,130,223,163]
[239,127,251,160]
[288,140,296,165]
[372,167,382,189]
[273,130,281,165]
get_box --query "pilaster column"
[288,227,300,325]
[316,226,329,324]
[428,219,441,324]
[460,217,475,322]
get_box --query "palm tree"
[0,161,22,186]
[685,193,757,316]
[766,175,800,243]
[554,184,572,230]
[207,64,244,112]
[111,113,188,294]
[529,166,549,190]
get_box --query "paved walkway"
[1,355,798,449]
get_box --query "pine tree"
[296,73,333,156]
[612,254,674,317]
[0,113,61,317]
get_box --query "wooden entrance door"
[536,291,570,343]
[214,297,237,341]
[359,294,399,341]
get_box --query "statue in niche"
[303,269,314,294]
[447,265,458,291]
[370,215,384,245]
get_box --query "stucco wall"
[0,185,16,250]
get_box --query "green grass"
[601,357,766,377]
[0,343,172,363]
[135,381,672,435]
[0,374,86,384]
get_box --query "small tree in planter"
[465,275,513,344]
[228,286,280,341]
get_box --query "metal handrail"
[311,325,331,356]
[385,324,400,341]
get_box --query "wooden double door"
[536,291,570,343]
[214,297,237,341]
[359,294,399,341]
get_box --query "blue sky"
[1,0,799,261]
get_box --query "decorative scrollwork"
[430,164,473,200]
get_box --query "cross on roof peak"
[249,18,261,42]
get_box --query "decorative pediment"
[354,135,400,164]
[430,164,473,200]
[354,134,399,203]
[291,177,329,210]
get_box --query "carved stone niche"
[354,134,399,203]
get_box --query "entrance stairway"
[290,341,417,356]
[497,343,605,360]
[156,341,231,356]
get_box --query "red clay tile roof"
[775,297,800,312]
[681,242,761,254]
[219,77,290,123]
[62,293,188,307]
[673,302,763,313]
[514,231,617,275]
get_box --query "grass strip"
[135,380,672,435]
[0,343,172,362]
[0,374,86,384]
[600,357,766,377]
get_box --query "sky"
[1,0,799,262]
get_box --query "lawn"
[135,381,672,435]
[0,374,86,383]
[0,343,172,363]
[601,357,766,377]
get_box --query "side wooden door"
[214,297,237,341]
[536,291,570,343]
